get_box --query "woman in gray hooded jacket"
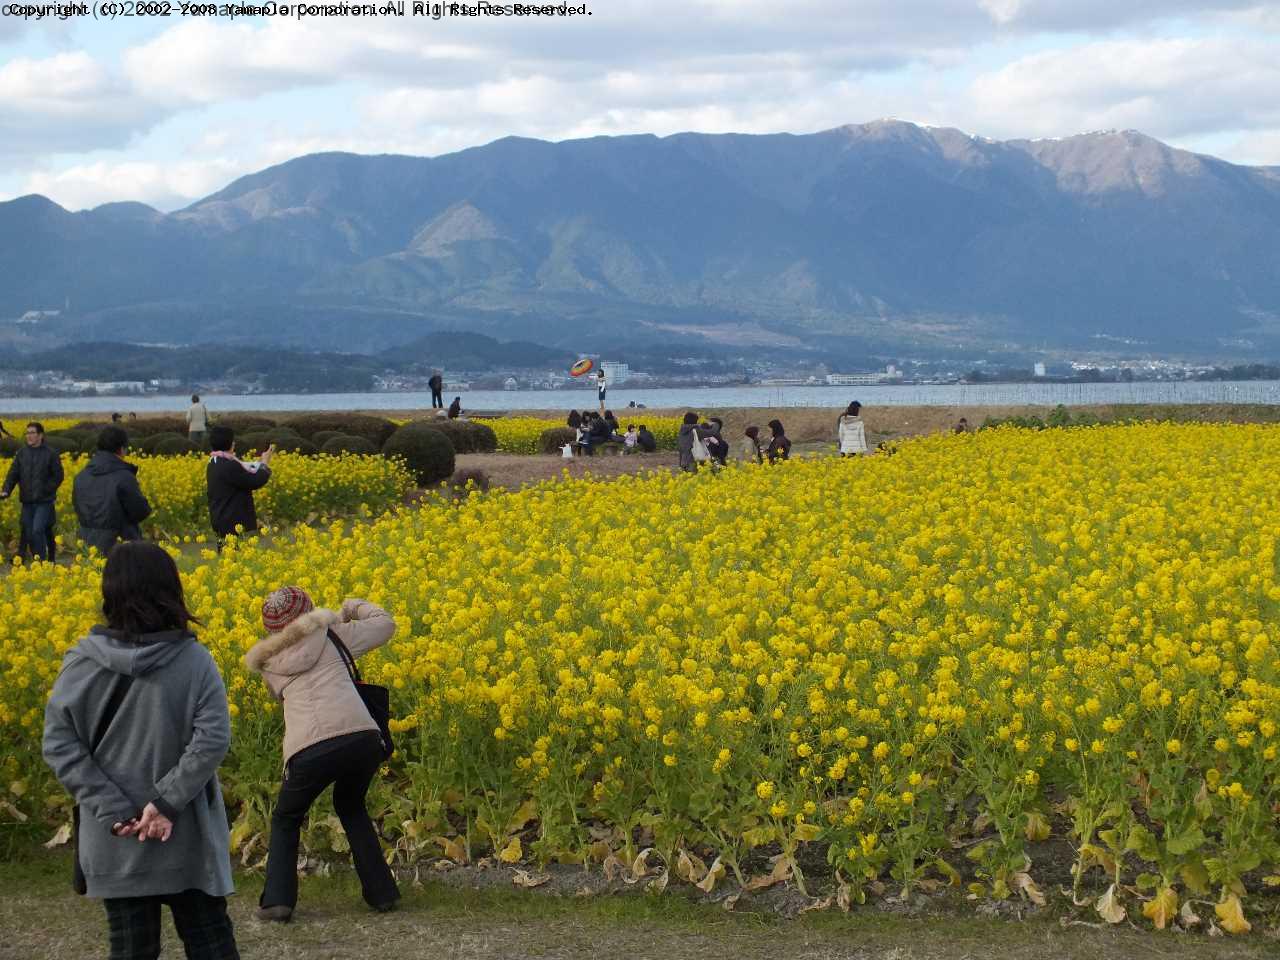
[43,541,238,960]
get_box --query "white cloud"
[0,52,169,157]
[967,37,1280,141]
[21,157,248,211]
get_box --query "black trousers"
[103,889,239,960]
[261,731,399,910]
[430,388,443,408]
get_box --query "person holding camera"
[206,427,274,545]
[73,427,152,555]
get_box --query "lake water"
[3,380,1280,415]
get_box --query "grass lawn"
[1,850,1272,960]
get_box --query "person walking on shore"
[1,421,64,563]
[73,427,152,555]
[186,395,210,448]
[245,588,401,922]
[207,426,275,546]
[837,401,868,457]
[428,371,444,409]
[42,541,240,960]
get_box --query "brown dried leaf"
[647,869,669,894]
[1179,900,1201,928]
[695,856,726,894]
[434,835,468,864]
[1096,884,1126,924]
[603,852,627,882]
[630,847,655,881]
[512,869,550,889]
[676,849,708,884]
[44,822,72,848]
[1,801,28,823]
[1012,871,1046,907]
[799,896,834,914]
[721,892,741,912]
[745,856,791,891]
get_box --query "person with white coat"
[837,401,868,457]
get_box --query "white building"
[1033,362,1047,378]
[502,377,519,391]
[599,361,629,385]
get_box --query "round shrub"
[153,435,201,456]
[383,423,455,487]
[138,431,185,453]
[42,435,79,455]
[214,414,277,435]
[270,435,318,455]
[0,436,20,457]
[50,428,97,453]
[312,430,343,447]
[428,419,497,454]
[283,414,397,448]
[238,432,271,456]
[265,427,305,443]
[321,435,378,456]
[127,416,188,437]
[539,427,577,454]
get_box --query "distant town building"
[1034,362,1047,378]
[503,377,519,391]
[825,365,902,386]
[600,361,630,385]
[17,309,60,324]
[71,380,146,394]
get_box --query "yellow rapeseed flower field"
[2,423,1278,930]
[1,452,413,548]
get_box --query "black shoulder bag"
[327,628,394,760]
[72,674,134,895]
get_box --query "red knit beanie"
[262,586,314,633]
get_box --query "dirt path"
[1,855,1272,960]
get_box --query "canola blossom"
[2,423,1278,930]
[0,452,414,547]
[488,417,683,455]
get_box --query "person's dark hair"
[682,412,699,425]
[191,394,200,404]
[97,426,128,453]
[846,401,861,416]
[710,417,723,428]
[768,419,785,437]
[639,424,649,431]
[101,541,198,636]
[208,425,234,452]
[604,409,614,418]
[627,424,635,431]
[745,425,759,439]
[26,421,44,436]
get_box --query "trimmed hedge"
[283,414,397,449]
[212,414,277,435]
[383,423,455,487]
[321,435,378,456]
[426,419,498,454]
[42,436,79,455]
[539,427,577,454]
[238,432,271,456]
[153,435,202,455]
[138,432,185,453]
[269,434,318,455]
[0,436,21,456]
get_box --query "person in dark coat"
[636,425,657,452]
[447,397,462,419]
[566,410,582,430]
[428,371,444,409]
[207,426,274,544]
[1,421,64,562]
[766,419,792,463]
[72,427,152,554]
[42,541,239,960]
[704,417,729,466]
[677,412,714,473]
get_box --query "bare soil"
[1,852,1275,960]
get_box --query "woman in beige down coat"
[244,587,399,922]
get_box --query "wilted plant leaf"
[1012,871,1046,906]
[1179,900,1201,928]
[512,869,549,889]
[1096,884,1126,924]
[435,835,469,864]
[1141,886,1178,929]
[1024,811,1051,843]
[1214,894,1251,935]
[676,848,708,884]
[745,856,791,891]
[498,836,522,863]
[695,856,726,893]
[45,822,72,848]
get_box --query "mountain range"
[4,119,1280,361]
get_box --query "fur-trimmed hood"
[244,607,340,676]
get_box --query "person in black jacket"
[447,397,462,419]
[636,425,657,452]
[206,426,274,545]
[428,371,444,409]
[1,421,64,562]
[72,427,152,554]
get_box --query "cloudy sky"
[2,1,1279,211]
